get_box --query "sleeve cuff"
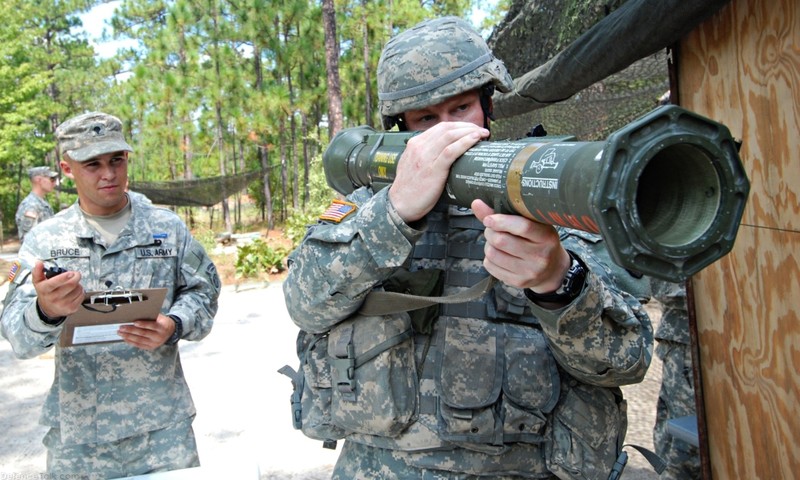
[528,272,605,336]
[25,301,66,332]
[36,301,66,326]
[385,189,426,240]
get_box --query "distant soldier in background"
[651,279,701,479]
[15,166,59,242]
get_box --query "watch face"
[562,254,587,297]
[526,251,588,304]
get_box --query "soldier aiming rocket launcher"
[322,105,750,282]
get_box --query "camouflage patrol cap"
[377,16,514,121]
[55,112,133,162]
[28,166,58,179]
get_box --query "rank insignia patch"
[8,260,21,283]
[319,199,357,223]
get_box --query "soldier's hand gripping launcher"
[323,105,750,282]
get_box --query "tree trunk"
[362,0,373,127]
[210,6,231,233]
[280,115,288,222]
[302,112,310,209]
[322,0,343,137]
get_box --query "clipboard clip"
[84,287,144,313]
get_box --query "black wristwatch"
[526,250,588,304]
[165,314,183,345]
[36,301,66,326]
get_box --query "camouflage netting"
[490,50,669,142]
[128,170,261,207]
[488,0,731,140]
[57,170,261,207]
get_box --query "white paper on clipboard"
[59,287,168,347]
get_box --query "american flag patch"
[8,260,21,283]
[319,199,357,223]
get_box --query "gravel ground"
[0,279,663,480]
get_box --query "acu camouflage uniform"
[651,280,700,479]
[1,194,221,479]
[283,17,652,479]
[283,187,653,479]
[15,190,55,242]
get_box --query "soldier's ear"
[59,160,74,179]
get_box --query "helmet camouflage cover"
[377,16,514,126]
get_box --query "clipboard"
[59,287,168,347]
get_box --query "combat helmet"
[377,16,514,130]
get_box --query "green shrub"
[284,208,323,248]
[234,239,289,279]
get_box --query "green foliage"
[283,156,332,247]
[0,0,99,229]
[475,0,511,32]
[234,239,289,279]
[191,225,218,253]
[284,209,319,248]
[306,156,337,207]
[1,0,501,232]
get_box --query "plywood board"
[678,0,799,232]
[677,0,800,477]
[693,228,799,479]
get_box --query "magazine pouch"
[279,330,346,445]
[545,381,627,480]
[328,311,418,437]
[436,319,560,450]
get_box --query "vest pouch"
[501,324,561,444]
[545,382,627,480]
[291,331,346,443]
[492,282,535,320]
[328,312,418,437]
[436,317,504,445]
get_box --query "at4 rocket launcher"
[322,105,750,282]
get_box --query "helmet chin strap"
[479,84,496,130]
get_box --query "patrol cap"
[28,166,59,179]
[377,16,514,120]
[55,112,133,162]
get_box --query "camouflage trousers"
[653,340,701,479]
[333,441,557,479]
[43,415,199,479]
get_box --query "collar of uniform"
[62,203,101,240]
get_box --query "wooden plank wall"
[677,0,799,477]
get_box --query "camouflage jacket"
[651,279,690,345]
[15,191,54,241]
[1,196,220,446]
[283,187,653,478]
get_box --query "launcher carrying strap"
[358,275,496,316]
